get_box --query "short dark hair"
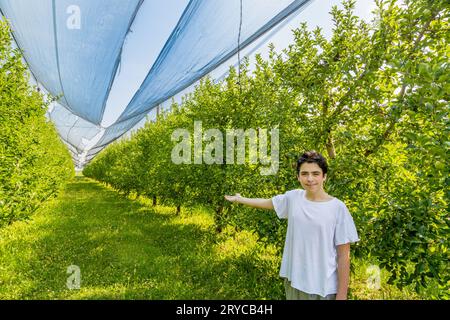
[296,151,328,176]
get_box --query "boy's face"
[297,162,326,192]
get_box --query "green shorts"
[284,278,336,300]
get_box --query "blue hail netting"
[0,0,313,166]
[0,0,143,125]
[48,104,101,150]
[93,0,312,150]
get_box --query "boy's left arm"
[336,243,351,300]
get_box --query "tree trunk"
[322,98,336,159]
[215,205,224,233]
[326,134,336,160]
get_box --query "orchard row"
[83,1,448,296]
[0,20,74,228]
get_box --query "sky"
[2,0,378,165]
[101,0,190,127]
[101,0,377,127]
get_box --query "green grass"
[0,176,435,299]
[0,176,282,299]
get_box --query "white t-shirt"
[272,189,359,297]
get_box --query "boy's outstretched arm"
[224,193,274,210]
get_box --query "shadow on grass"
[0,177,283,300]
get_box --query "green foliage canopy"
[0,19,74,227]
[84,0,449,297]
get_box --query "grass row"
[0,176,428,299]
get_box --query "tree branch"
[364,13,436,157]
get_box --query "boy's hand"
[224,193,242,203]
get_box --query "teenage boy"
[224,151,359,300]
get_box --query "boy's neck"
[305,189,331,202]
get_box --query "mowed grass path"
[0,177,282,299]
